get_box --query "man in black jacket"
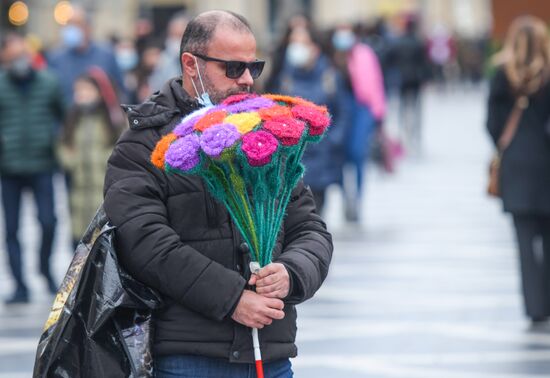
[103,10,333,377]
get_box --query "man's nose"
[237,68,254,87]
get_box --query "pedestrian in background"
[331,24,386,223]
[47,4,125,105]
[269,23,350,214]
[58,67,125,248]
[0,33,64,304]
[487,15,550,325]
[148,11,189,93]
[387,17,430,155]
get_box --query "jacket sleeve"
[275,181,333,305]
[487,69,514,146]
[103,134,246,321]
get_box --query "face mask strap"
[191,56,213,106]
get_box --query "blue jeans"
[1,173,56,293]
[346,101,376,195]
[155,355,293,378]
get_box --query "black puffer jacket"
[487,68,550,215]
[103,78,333,363]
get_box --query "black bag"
[33,207,163,378]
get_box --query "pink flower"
[241,131,279,166]
[291,105,331,136]
[262,116,305,146]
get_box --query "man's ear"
[181,52,197,78]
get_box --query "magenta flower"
[221,93,258,105]
[241,131,279,166]
[200,123,241,157]
[165,133,201,171]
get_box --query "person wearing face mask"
[331,25,386,224]
[0,33,65,304]
[271,25,351,215]
[47,4,126,106]
[102,10,332,377]
[148,11,190,93]
[58,68,126,249]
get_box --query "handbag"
[33,206,163,378]
[487,96,528,197]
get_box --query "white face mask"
[286,42,311,68]
[191,56,214,107]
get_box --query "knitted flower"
[222,97,275,113]
[151,133,178,169]
[200,123,241,157]
[265,94,327,113]
[165,133,201,171]
[262,116,305,146]
[258,105,292,121]
[224,112,261,134]
[291,105,331,136]
[194,110,228,132]
[221,93,258,105]
[241,130,279,166]
[173,117,198,137]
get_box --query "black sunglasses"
[192,53,265,79]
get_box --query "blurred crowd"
[0,6,490,304]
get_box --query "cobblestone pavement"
[1,86,549,377]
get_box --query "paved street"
[1,86,550,377]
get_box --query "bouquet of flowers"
[151,92,331,377]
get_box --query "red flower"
[262,116,305,146]
[194,110,228,132]
[258,105,292,121]
[292,105,331,136]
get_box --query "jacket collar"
[122,77,201,130]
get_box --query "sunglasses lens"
[226,62,247,79]
[249,61,265,79]
[225,61,265,79]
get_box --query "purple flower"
[200,123,241,157]
[221,97,276,113]
[173,116,198,137]
[165,133,201,171]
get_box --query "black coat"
[487,68,550,215]
[103,79,333,363]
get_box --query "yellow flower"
[224,112,261,134]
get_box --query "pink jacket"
[347,43,386,121]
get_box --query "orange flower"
[194,110,228,132]
[264,94,328,114]
[258,105,292,121]
[151,133,177,169]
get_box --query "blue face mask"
[332,30,355,51]
[116,50,138,71]
[62,25,84,49]
[191,57,214,107]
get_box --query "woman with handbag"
[486,15,550,325]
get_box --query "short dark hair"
[179,10,252,70]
